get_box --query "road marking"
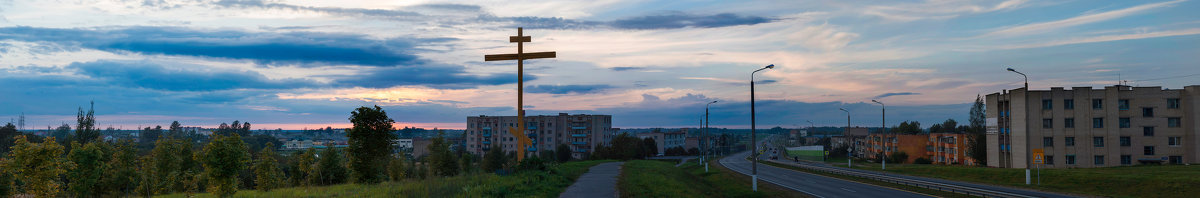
[719,154,826,198]
[840,188,857,192]
[757,159,938,198]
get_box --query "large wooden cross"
[484,27,555,162]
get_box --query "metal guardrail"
[767,160,1039,198]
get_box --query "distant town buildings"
[987,85,1199,168]
[464,113,614,159]
[637,130,687,155]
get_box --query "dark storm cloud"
[525,84,614,94]
[68,60,319,91]
[0,26,443,67]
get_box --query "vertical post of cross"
[485,27,555,162]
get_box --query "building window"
[1065,137,1075,146]
[1043,119,1053,129]
[1142,108,1154,117]
[1119,117,1130,128]
[1064,118,1075,128]
[1045,156,1054,165]
[1144,127,1155,136]
[1064,99,1074,110]
[1168,117,1181,128]
[1094,155,1105,165]
[1092,99,1103,109]
[1043,137,1054,147]
[1144,146,1155,155]
[1165,98,1180,109]
[1121,155,1131,165]
[1093,117,1104,128]
[1066,155,1076,165]
[1043,99,1053,110]
[1169,137,1182,147]
[1120,136,1131,147]
[1093,137,1105,147]
[1119,99,1130,110]
[1170,156,1183,164]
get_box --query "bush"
[914,157,932,164]
[515,157,547,172]
[887,151,909,164]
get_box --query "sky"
[1,0,1198,130]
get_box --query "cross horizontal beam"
[484,51,556,61]
[510,36,531,43]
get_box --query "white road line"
[840,188,857,193]
[719,154,827,198]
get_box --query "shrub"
[914,157,932,164]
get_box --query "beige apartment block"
[987,85,1199,168]
[465,113,616,159]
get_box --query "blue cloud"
[69,60,319,91]
[609,12,774,30]
[873,92,921,99]
[332,64,534,89]
[0,26,444,67]
[525,84,614,94]
[610,67,645,71]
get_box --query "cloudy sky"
[1,0,1198,130]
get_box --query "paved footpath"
[559,162,624,198]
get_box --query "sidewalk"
[559,162,624,198]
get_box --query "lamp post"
[1008,67,1031,185]
[807,120,821,161]
[840,108,850,167]
[705,100,717,172]
[750,64,774,191]
[871,99,886,170]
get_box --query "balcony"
[528,126,537,130]
[572,141,587,145]
[527,133,537,138]
[482,127,491,130]
[576,149,588,153]
[527,147,537,152]
[483,133,491,137]
[571,134,588,137]
[482,141,491,145]
[571,126,587,130]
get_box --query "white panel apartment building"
[987,85,1199,168]
[465,113,615,159]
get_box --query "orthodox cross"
[484,27,556,161]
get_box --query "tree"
[169,121,183,139]
[968,133,987,166]
[969,94,987,133]
[292,148,317,186]
[102,140,139,196]
[893,121,922,135]
[481,145,506,173]
[346,106,396,184]
[316,148,348,185]
[75,101,100,144]
[199,134,250,197]
[0,157,12,198]
[556,144,572,162]
[0,123,18,154]
[888,151,909,164]
[427,131,459,177]
[5,136,70,197]
[253,142,284,191]
[643,138,658,157]
[386,154,406,181]
[52,123,72,144]
[67,141,107,197]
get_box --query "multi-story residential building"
[465,113,613,159]
[638,130,687,154]
[987,85,1199,168]
[927,133,976,165]
[865,134,928,163]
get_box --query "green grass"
[155,160,614,198]
[786,149,824,161]
[845,162,1200,198]
[618,160,804,198]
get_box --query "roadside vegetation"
[848,162,1200,198]
[619,160,803,198]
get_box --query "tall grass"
[618,160,800,198]
[155,160,613,198]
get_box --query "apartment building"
[638,130,687,154]
[464,113,614,159]
[865,134,928,163]
[987,85,1199,168]
[927,133,976,165]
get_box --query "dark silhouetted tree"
[428,131,458,177]
[67,141,106,197]
[316,148,347,185]
[75,101,100,144]
[346,106,396,184]
[253,142,284,191]
[199,134,249,197]
[556,144,572,162]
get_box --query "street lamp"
[705,100,717,172]
[807,120,820,161]
[750,64,774,191]
[839,108,850,167]
[1007,67,1031,185]
[871,99,886,170]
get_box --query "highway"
[719,151,933,198]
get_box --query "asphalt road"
[720,151,933,198]
[560,162,624,198]
[772,158,1077,198]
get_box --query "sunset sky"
[1,0,1198,130]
